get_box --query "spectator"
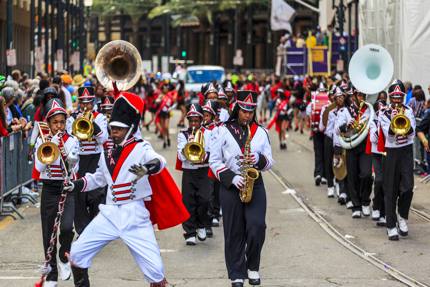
[0,97,9,136]
[408,88,426,118]
[404,81,413,104]
[377,91,388,102]
[417,99,430,173]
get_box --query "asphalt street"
[0,114,426,286]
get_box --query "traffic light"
[72,39,79,49]
[181,50,187,58]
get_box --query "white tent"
[359,0,430,91]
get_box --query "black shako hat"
[109,92,144,134]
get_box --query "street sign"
[152,55,159,73]
[6,49,17,66]
[56,49,64,72]
[233,49,244,66]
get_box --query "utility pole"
[6,0,13,75]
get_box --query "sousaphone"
[95,40,142,91]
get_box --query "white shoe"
[185,237,196,246]
[327,187,335,198]
[212,218,220,227]
[248,270,261,285]
[321,177,327,184]
[376,217,386,227]
[197,228,207,241]
[346,201,353,209]
[352,210,362,218]
[58,260,71,281]
[362,205,371,216]
[387,227,399,241]
[43,281,58,287]
[371,210,380,221]
[398,216,408,236]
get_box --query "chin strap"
[118,124,134,146]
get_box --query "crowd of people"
[0,63,430,287]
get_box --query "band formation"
[10,40,427,287]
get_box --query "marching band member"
[100,95,115,152]
[223,80,236,110]
[34,99,79,286]
[66,86,108,234]
[202,100,222,230]
[331,87,350,206]
[368,99,387,226]
[205,83,219,100]
[218,86,230,122]
[209,91,273,287]
[177,104,213,245]
[336,85,373,218]
[267,88,290,150]
[318,85,335,193]
[67,92,189,287]
[379,80,416,241]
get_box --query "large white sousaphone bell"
[348,44,394,95]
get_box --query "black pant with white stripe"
[75,153,106,234]
[346,140,373,212]
[181,167,212,238]
[372,153,385,217]
[313,132,325,179]
[220,178,266,280]
[40,180,75,282]
[323,136,334,188]
[383,145,414,229]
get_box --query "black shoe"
[337,197,347,205]
[300,129,303,134]
[315,176,321,186]
[167,138,171,147]
[389,234,399,241]
[249,278,261,285]
[399,230,408,237]
[206,227,213,238]
[72,266,90,287]
[231,281,244,287]
[294,127,299,132]
[163,142,167,149]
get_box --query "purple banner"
[309,46,329,76]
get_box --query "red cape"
[146,168,190,230]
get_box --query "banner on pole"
[308,46,330,76]
[6,49,17,67]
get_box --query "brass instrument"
[390,106,411,136]
[339,101,374,149]
[183,127,206,164]
[94,40,142,91]
[36,122,61,165]
[333,150,347,181]
[239,125,259,203]
[72,108,94,141]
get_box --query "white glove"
[232,175,245,189]
[129,164,148,181]
[50,133,60,145]
[249,152,259,165]
[63,181,74,192]
[67,150,79,167]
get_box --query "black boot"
[72,266,90,287]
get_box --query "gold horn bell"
[37,142,60,165]
[183,128,206,164]
[72,108,94,141]
[391,109,411,136]
[94,40,142,91]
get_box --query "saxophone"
[239,125,260,203]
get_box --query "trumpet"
[183,127,206,164]
[72,107,94,141]
[36,122,61,165]
[390,106,411,136]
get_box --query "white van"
[185,65,225,93]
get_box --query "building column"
[245,7,253,69]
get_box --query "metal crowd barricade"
[0,132,36,219]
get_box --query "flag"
[271,0,296,32]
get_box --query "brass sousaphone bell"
[94,40,143,91]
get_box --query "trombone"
[37,122,61,165]
[72,107,94,141]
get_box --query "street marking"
[160,249,177,253]
[279,208,305,214]
[282,188,296,195]
[345,234,355,239]
[0,216,15,231]
[0,276,40,280]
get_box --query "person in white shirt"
[378,80,416,241]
